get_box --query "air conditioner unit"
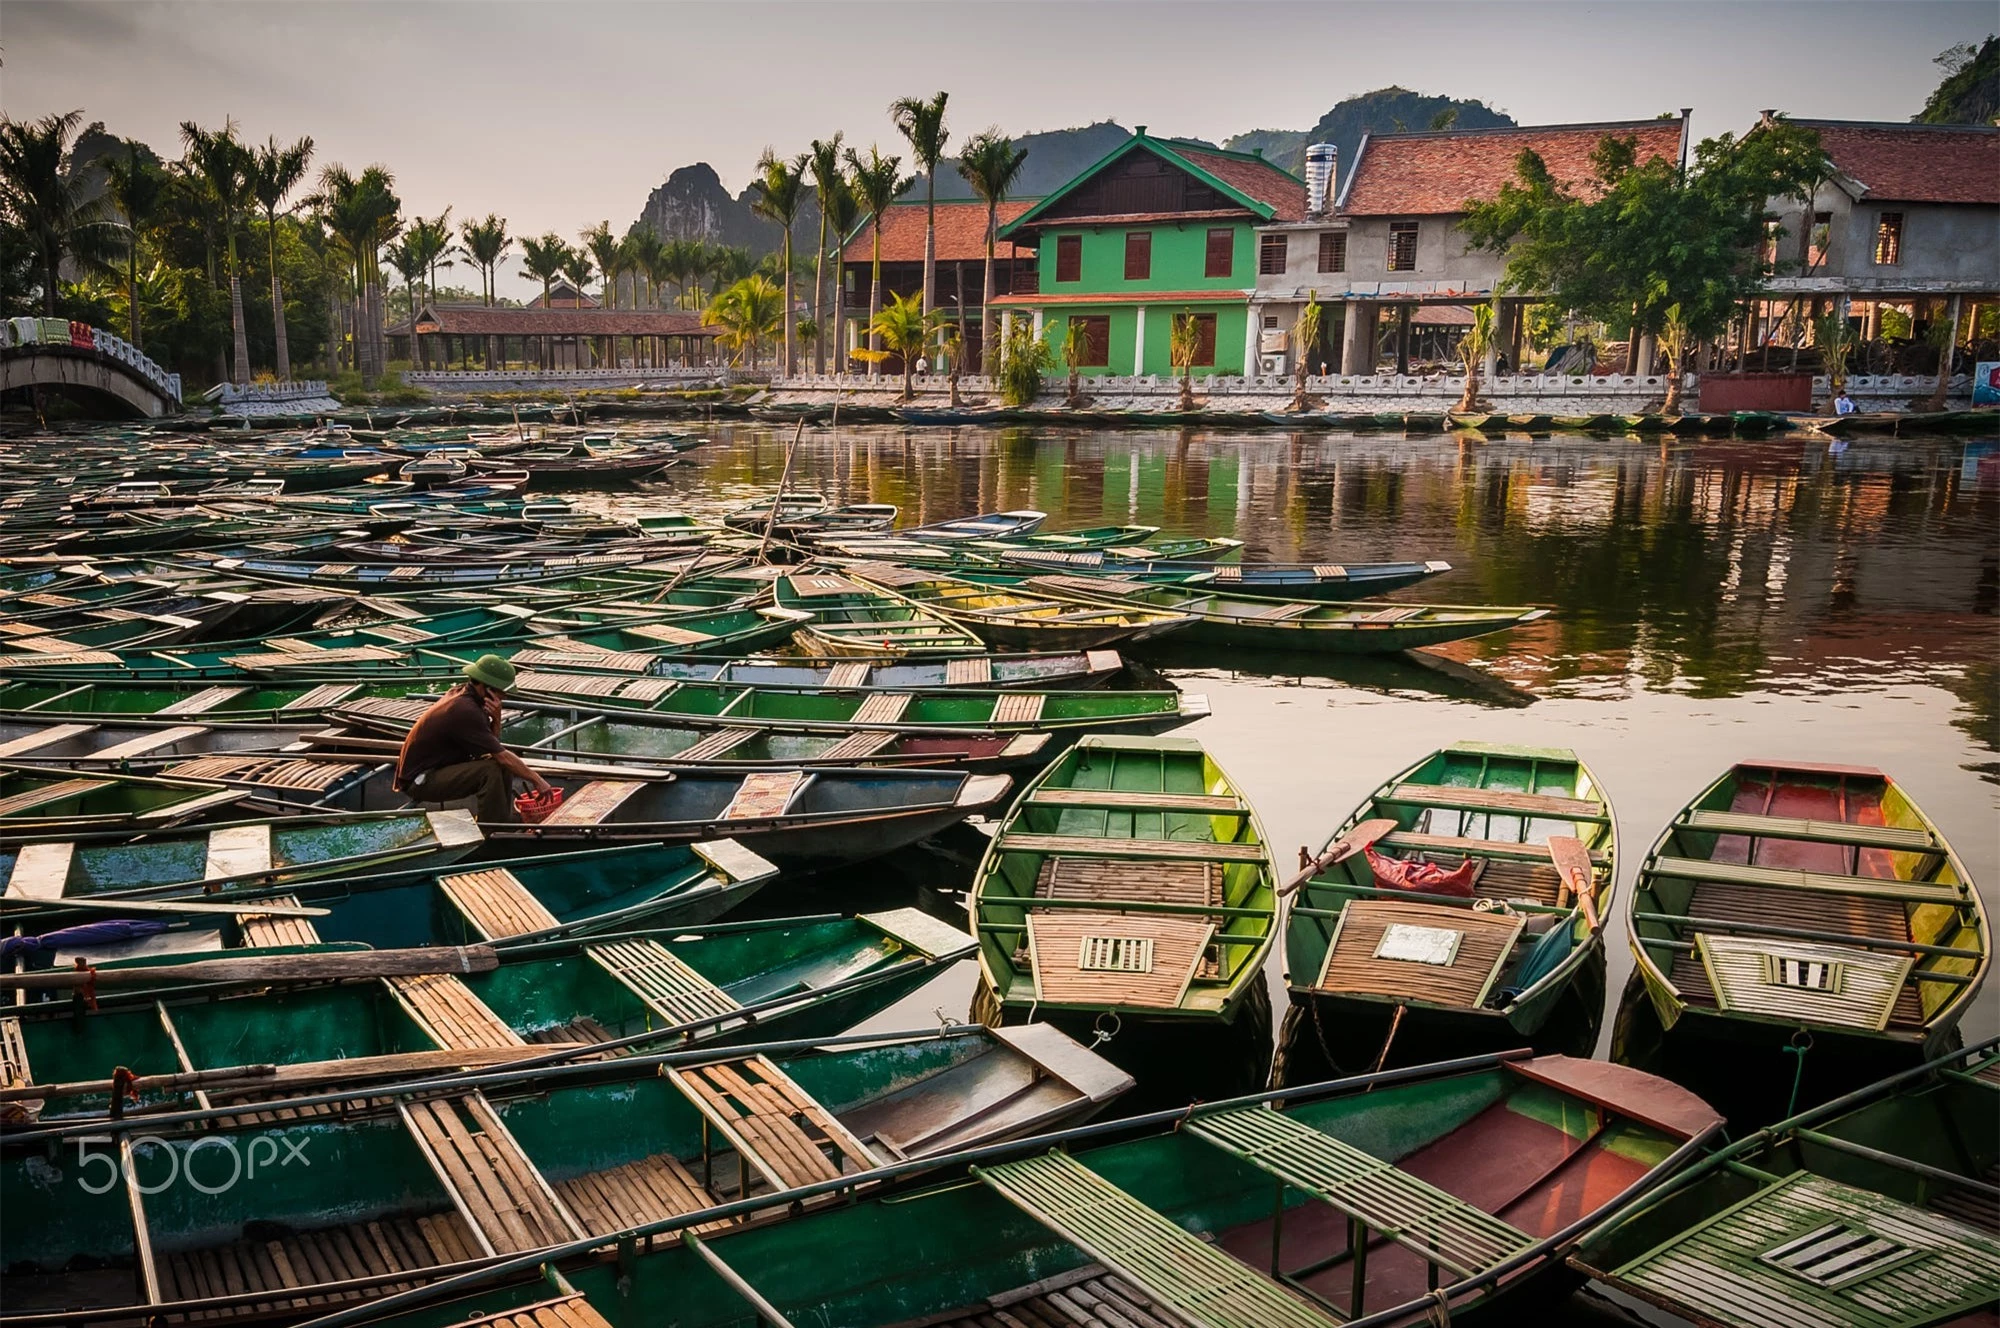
[1260,354,1287,375]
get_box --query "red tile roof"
[1168,142,1308,221]
[393,305,716,337]
[841,200,1036,265]
[1340,119,1686,216]
[1794,119,2000,206]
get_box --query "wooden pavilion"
[385,303,722,372]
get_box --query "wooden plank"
[823,661,872,688]
[944,656,990,685]
[5,840,73,900]
[1025,788,1244,814]
[1682,809,1937,853]
[674,728,757,763]
[539,780,644,827]
[623,622,714,647]
[0,777,109,817]
[205,823,274,881]
[1379,830,1608,866]
[1695,934,1915,1032]
[991,693,1046,725]
[996,833,1267,864]
[1038,857,1215,906]
[852,692,912,724]
[1386,782,1607,822]
[156,685,252,716]
[89,725,212,761]
[509,648,654,674]
[722,770,806,820]
[438,868,562,941]
[237,894,324,949]
[1315,899,1524,1009]
[279,683,362,712]
[0,723,97,758]
[385,974,523,1051]
[1026,911,1213,1010]
[817,729,897,762]
[1650,855,1966,906]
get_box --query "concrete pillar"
[1395,305,1413,375]
[1242,304,1259,377]
[1031,311,1044,342]
[1133,306,1147,377]
[1340,301,1372,374]
[1637,332,1658,376]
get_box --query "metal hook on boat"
[1090,1012,1121,1049]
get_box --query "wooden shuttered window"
[1056,235,1082,282]
[1192,313,1217,366]
[1318,232,1347,273]
[1873,212,1903,266]
[1258,234,1288,276]
[1387,221,1419,272]
[1204,229,1234,279]
[1124,232,1151,281]
[1070,315,1110,367]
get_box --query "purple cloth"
[0,920,169,960]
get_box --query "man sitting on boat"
[393,655,552,822]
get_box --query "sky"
[7,0,1990,298]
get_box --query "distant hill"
[632,161,811,253]
[903,121,1136,202]
[1224,87,1516,185]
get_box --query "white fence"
[404,367,738,387]
[2,317,182,404]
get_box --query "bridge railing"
[2,317,182,405]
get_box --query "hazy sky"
[8,0,1990,298]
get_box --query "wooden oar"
[1548,835,1600,931]
[1278,817,1399,896]
[6,943,497,992]
[0,896,331,918]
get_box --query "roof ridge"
[1367,117,1683,142]
[1790,117,2000,134]
[1158,136,1308,182]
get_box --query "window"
[1258,233,1289,276]
[1388,221,1419,272]
[1070,315,1110,367]
[1262,314,1279,330]
[1056,234,1082,282]
[1318,232,1347,273]
[1123,231,1151,281]
[1192,313,1217,366]
[1204,228,1234,278]
[1873,212,1903,266]
[1808,211,1832,269]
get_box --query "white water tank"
[1304,143,1338,216]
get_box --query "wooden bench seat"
[399,1093,581,1256]
[722,770,806,820]
[1385,782,1608,822]
[1037,857,1218,906]
[429,1293,617,1328]
[975,1150,1338,1328]
[1244,600,1316,622]
[237,895,324,949]
[1187,1106,1535,1279]
[0,777,109,818]
[278,682,363,712]
[991,693,1046,725]
[1648,855,1965,906]
[0,723,97,758]
[673,728,756,763]
[586,938,740,1029]
[4,840,74,900]
[1025,787,1245,815]
[996,832,1267,863]
[540,780,644,827]
[157,685,251,716]
[509,649,654,674]
[817,730,897,762]
[1381,830,1609,866]
[553,1156,725,1241]
[386,974,523,1051]
[668,1054,880,1194]
[943,656,990,685]
[823,661,872,688]
[1315,900,1524,1009]
[1681,809,1938,853]
[1026,911,1215,1010]
[89,726,211,762]
[156,1211,477,1317]
[438,868,562,940]
[851,693,912,725]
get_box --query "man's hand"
[479,687,504,728]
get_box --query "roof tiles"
[1798,120,2000,206]
[841,200,1036,265]
[1340,119,1686,217]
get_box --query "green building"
[992,130,1306,378]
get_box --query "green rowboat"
[773,571,986,658]
[843,562,1196,652]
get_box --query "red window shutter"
[1124,232,1151,281]
[1204,229,1233,279]
[1194,314,1216,366]
[1056,235,1082,282]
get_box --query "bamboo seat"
[817,729,897,762]
[156,685,251,716]
[279,683,363,712]
[996,832,1266,863]
[1186,1106,1534,1279]
[553,1157,729,1239]
[0,723,96,757]
[1692,934,1915,1031]
[975,1150,1338,1328]
[238,895,324,949]
[852,692,912,724]
[1649,855,1964,906]
[1311,564,1349,578]
[0,777,109,817]
[1026,911,1215,1009]
[586,938,740,1028]
[673,728,756,762]
[1026,788,1244,814]
[338,697,433,723]
[1681,809,1938,853]
[156,1211,477,1318]
[616,678,678,701]
[362,623,435,644]
[514,670,621,696]
[944,656,990,685]
[509,649,653,673]
[90,726,210,761]
[1355,606,1426,624]
[722,770,806,820]
[386,974,523,1051]
[1245,601,1315,622]
[438,868,561,940]
[623,623,713,646]
[223,647,402,668]
[168,757,356,793]
[668,1054,881,1192]
[1381,830,1608,866]
[540,780,644,827]
[399,1093,581,1255]
[1472,859,1566,905]
[822,661,872,688]
[1037,857,1218,906]
[991,693,1046,725]
[788,574,867,597]
[1385,782,1607,822]
[1315,900,1524,1009]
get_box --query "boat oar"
[1547,835,1600,931]
[0,896,331,919]
[758,415,810,562]
[5,943,496,992]
[1277,817,1398,896]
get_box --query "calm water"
[590,422,1997,1324]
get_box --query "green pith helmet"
[462,654,517,691]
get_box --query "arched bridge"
[1,319,184,417]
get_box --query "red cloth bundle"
[1364,848,1478,897]
[514,788,565,823]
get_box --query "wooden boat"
[474,443,678,487]
[0,763,248,835]
[399,452,472,488]
[998,573,1550,654]
[1573,1038,2000,1328]
[0,807,483,905]
[0,1019,1133,1322]
[844,562,1197,652]
[1274,741,1616,1085]
[972,734,1276,1108]
[777,503,901,539]
[774,570,987,658]
[0,716,325,768]
[999,550,1454,600]
[722,491,828,532]
[1613,759,1987,1127]
[294,1050,1721,1328]
[904,509,1047,542]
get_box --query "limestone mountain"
[1226,87,1517,185]
[630,161,818,254]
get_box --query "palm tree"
[316,163,401,383]
[624,227,662,309]
[707,245,755,300]
[747,149,807,376]
[1454,302,1494,414]
[0,110,118,317]
[955,128,1029,375]
[248,134,313,380]
[580,221,619,309]
[846,145,911,377]
[402,214,452,370]
[385,234,424,366]
[807,133,844,373]
[520,232,568,368]
[457,213,509,369]
[1169,310,1200,411]
[100,142,164,350]
[889,92,949,329]
[1292,294,1325,412]
[869,290,933,399]
[821,173,860,374]
[701,274,783,369]
[1658,304,1691,416]
[180,119,256,383]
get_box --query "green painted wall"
[1040,302,1249,376]
[1027,219,1255,376]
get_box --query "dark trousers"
[409,758,512,823]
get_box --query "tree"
[1917,35,1998,124]
[1815,310,1856,396]
[956,128,1029,375]
[996,316,1054,407]
[1168,310,1200,411]
[820,172,860,374]
[707,244,755,299]
[1059,316,1087,408]
[702,274,783,369]
[248,134,313,380]
[180,119,256,382]
[1454,302,1495,413]
[1462,121,1824,415]
[385,233,424,365]
[458,212,510,369]
[747,149,807,376]
[0,110,119,317]
[580,221,619,308]
[520,232,567,368]
[869,290,934,398]
[100,142,164,349]
[845,144,911,376]
[889,92,949,334]
[624,226,663,308]
[400,213,452,370]
[807,133,844,373]
[316,163,400,383]
[1291,293,1324,412]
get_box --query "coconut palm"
[821,173,860,374]
[701,274,783,369]
[0,110,119,317]
[707,244,755,300]
[1291,293,1324,412]
[1454,302,1495,414]
[180,119,256,382]
[403,213,453,369]
[580,221,619,308]
[385,234,425,366]
[747,149,808,376]
[520,232,567,368]
[100,142,164,349]
[807,133,844,373]
[457,213,509,369]
[248,134,313,380]
[1169,310,1200,411]
[316,162,401,383]
[889,91,949,327]
[846,144,912,377]
[870,289,934,399]
[955,128,1029,374]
